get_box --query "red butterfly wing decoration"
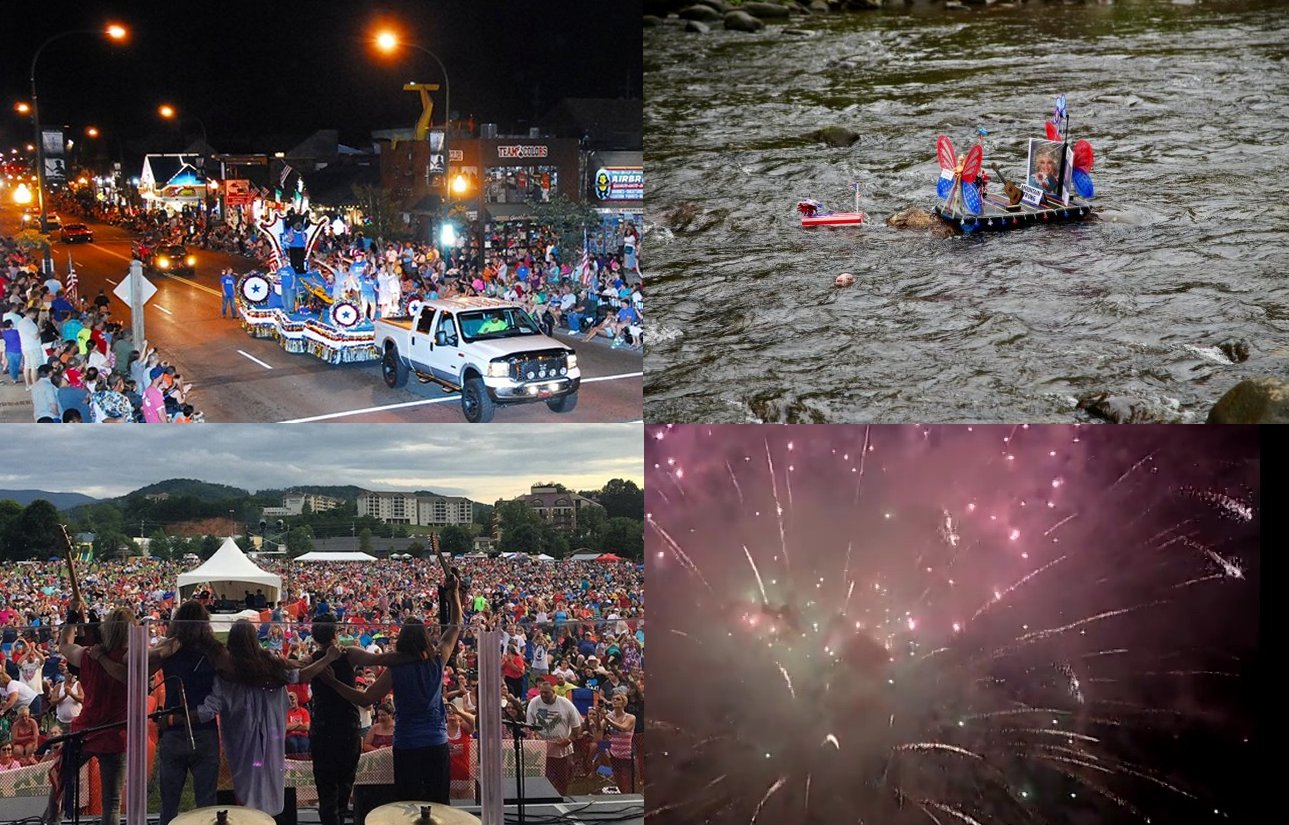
[1073,139,1094,171]
[960,145,983,182]
[936,135,956,171]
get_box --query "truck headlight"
[186,256,196,266]
[157,257,170,268]
[485,361,510,378]
[566,353,578,371]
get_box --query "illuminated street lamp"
[85,126,100,138]
[14,102,31,115]
[374,28,453,227]
[30,23,129,268]
[158,103,208,147]
[13,183,32,204]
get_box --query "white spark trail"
[971,554,1069,621]
[823,733,840,749]
[1111,451,1155,489]
[854,424,871,504]
[919,801,986,825]
[744,545,769,604]
[1016,601,1168,645]
[647,516,712,591]
[749,776,787,825]
[895,743,985,760]
[777,663,796,699]
[726,460,744,504]
[765,439,789,571]
[1042,513,1078,536]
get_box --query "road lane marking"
[106,279,117,285]
[278,371,643,423]
[582,371,643,383]
[154,305,173,315]
[237,350,274,370]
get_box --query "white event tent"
[176,537,282,603]
[294,552,378,562]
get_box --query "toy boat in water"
[933,96,1096,234]
[799,200,866,227]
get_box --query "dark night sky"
[1,0,642,154]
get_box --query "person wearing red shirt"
[502,645,527,699]
[445,704,475,800]
[285,692,311,756]
[43,605,134,825]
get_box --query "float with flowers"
[933,96,1096,234]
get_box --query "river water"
[643,0,1288,423]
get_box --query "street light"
[30,23,129,269]
[13,102,31,115]
[85,126,100,138]
[374,29,452,219]
[158,103,208,148]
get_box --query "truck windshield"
[458,308,541,342]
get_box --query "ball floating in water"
[835,273,856,287]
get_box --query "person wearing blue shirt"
[220,269,237,318]
[316,587,462,805]
[278,267,298,314]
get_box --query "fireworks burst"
[646,425,1258,825]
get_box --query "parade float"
[797,182,866,227]
[933,96,1096,234]
[235,206,381,364]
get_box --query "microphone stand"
[37,706,189,825]
[501,719,539,825]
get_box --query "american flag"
[576,249,594,286]
[65,253,78,300]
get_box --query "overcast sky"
[0,425,642,502]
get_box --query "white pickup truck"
[374,296,581,423]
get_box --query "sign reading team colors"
[225,179,253,206]
[497,145,549,159]
[594,166,643,201]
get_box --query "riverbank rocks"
[685,19,712,32]
[835,273,856,287]
[679,4,723,21]
[643,15,663,26]
[1207,377,1289,424]
[886,208,937,229]
[743,2,793,19]
[808,126,860,147]
[1076,393,1181,424]
[724,11,766,31]
[845,0,885,8]
[1218,339,1250,363]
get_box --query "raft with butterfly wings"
[933,100,1097,234]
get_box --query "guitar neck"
[61,526,84,607]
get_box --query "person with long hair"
[149,600,225,825]
[604,692,637,793]
[317,582,462,804]
[196,620,340,816]
[42,605,134,825]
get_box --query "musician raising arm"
[316,581,463,804]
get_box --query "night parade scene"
[1,1,642,423]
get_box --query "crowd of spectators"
[0,554,643,798]
[2,235,203,423]
[53,196,645,351]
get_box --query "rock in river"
[1207,377,1289,424]
[679,4,723,21]
[685,20,711,33]
[808,125,859,147]
[724,11,766,32]
[743,2,793,19]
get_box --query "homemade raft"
[934,96,1097,234]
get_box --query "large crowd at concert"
[0,554,643,823]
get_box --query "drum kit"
[172,803,482,825]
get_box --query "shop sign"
[225,179,253,206]
[497,145,548,159]
[594,166,643,201]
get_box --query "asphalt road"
[3,205,643,423]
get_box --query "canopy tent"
[176,537,282,603]
[596,553,626,562]
[569,553,600,562]
[294,551,378,562]
[535,553,556,561]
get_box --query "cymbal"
[172,807,276,825]
[365,802,482,825]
